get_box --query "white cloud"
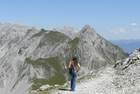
[110,28,118,34]
[132,29,139,31]
[109,28,126,34]
[118,28,126,33]
[131,23,137,25]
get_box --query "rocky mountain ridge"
[53,26,79,35]
[0,22,128,94]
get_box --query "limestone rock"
[39,84,50,91]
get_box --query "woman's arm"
[77,63,80,72]
[68,61,71,69]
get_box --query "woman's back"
[71,61,78,71]
[68,57,81,91]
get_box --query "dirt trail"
[51,67,123,94]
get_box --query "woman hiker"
[68,57,80,91]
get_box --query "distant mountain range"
[53,26,140,54]
[109,39,140,53]
[0,22,128,94]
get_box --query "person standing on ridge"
[68,57,80,91]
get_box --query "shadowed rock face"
[114,48,140,70]
[0,23,129,94]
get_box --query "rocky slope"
[0,22,128,94]
[0,22,40,94]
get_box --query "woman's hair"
[73,57,78,65]
[73,57,77,61]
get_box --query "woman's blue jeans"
[70,71,78,91]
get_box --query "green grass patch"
[31,29,48,38]
[37,30,70,48]
[25,57,67,90]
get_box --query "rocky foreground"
[51,66,140,94]
[52,48,140,94]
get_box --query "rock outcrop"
[112,48,140,93]
[114,48,140,70]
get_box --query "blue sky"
[0,0,140,40]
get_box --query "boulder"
[39,84,50,91]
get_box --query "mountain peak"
[76,24,97,45]
[53,26,79,35]
[80,24,95,33]
[69,24,97,45]
[83,24,92,28]
[0,23,3,25]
